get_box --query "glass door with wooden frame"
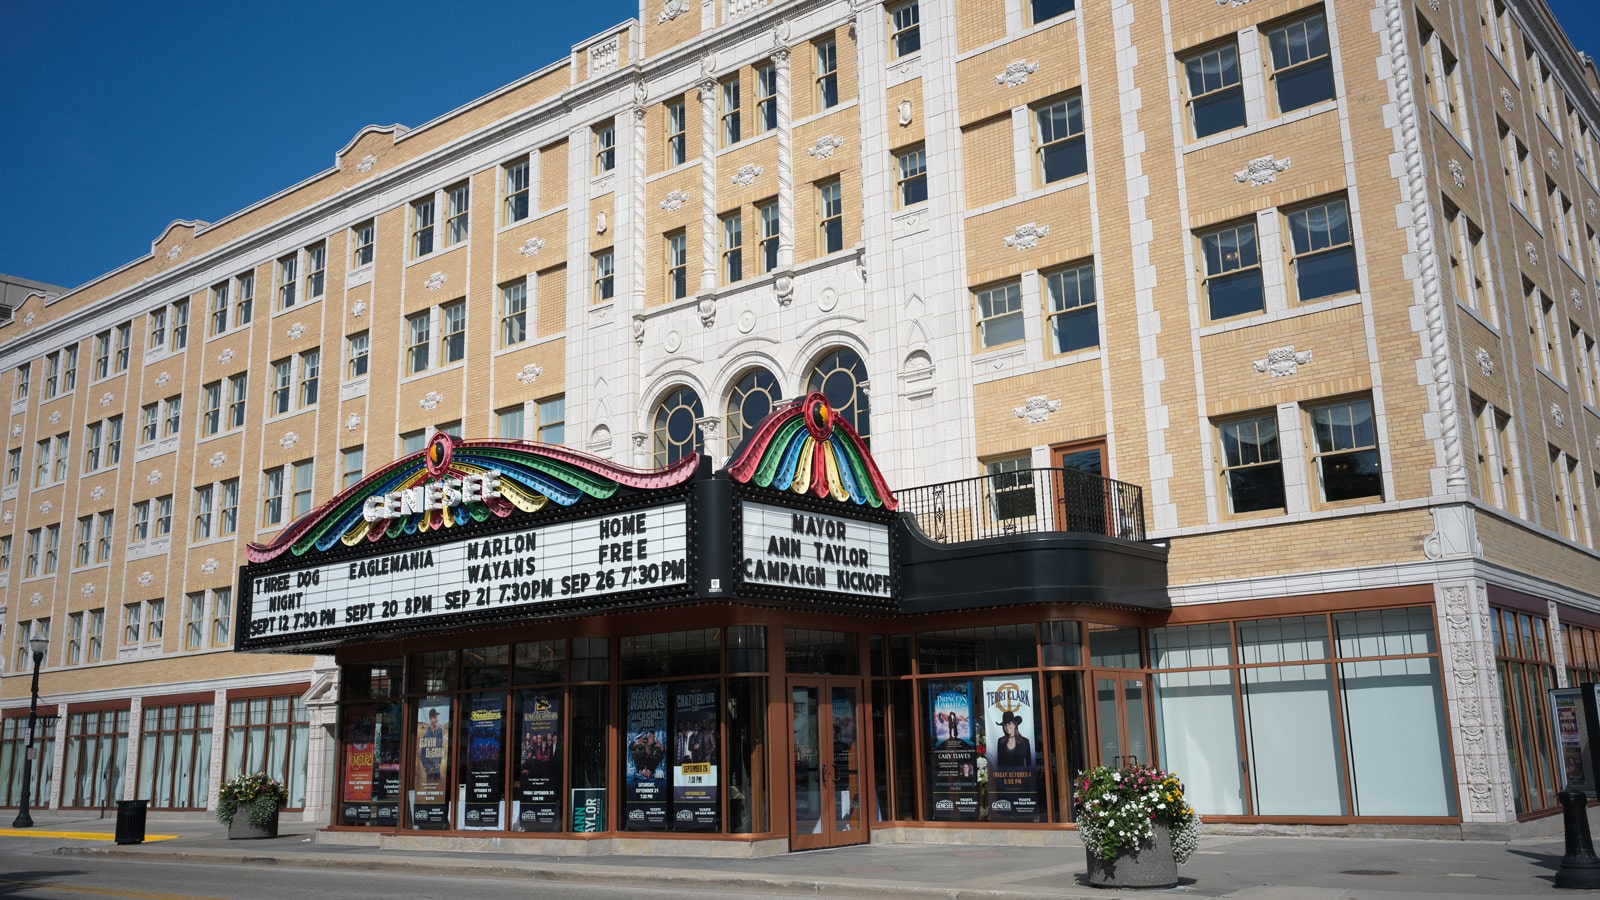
[1052,440,1111,536]
[790,678,867,850]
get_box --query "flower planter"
[1085,820,1177,889]
[227,808,280,840]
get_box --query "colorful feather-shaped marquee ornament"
[726,392,896,509]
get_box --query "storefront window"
[0,716,57,808]
[61,708,129,808]
[916,625,1037,673]
[1044,671,1087,823]
[461,691,507,829]
[726,677,769,833]
[1564,620,1600,687]
[340,660,402,827]
[1238,616,1345,815]
[137,701,213,809]
[224,694,309,809]
[1151,623,1244,814]
[785,628,860,675]
[1496,607,1562,813]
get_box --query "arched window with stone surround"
[724,369,782,454]
[804,347,870,445]
[651,387,704,466]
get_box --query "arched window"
[805,348,870,444]
[652,387,705,466]
[725,369,782,452]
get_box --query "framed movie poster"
[982,676,1040,821]
[372,701,402,827]
[410,698,451,828]
[461,693,505,830]
[514,689,563,831]
[624,683,669,830]
[672,681,719,831]
[927,680,979,820]
[341,704,376,825]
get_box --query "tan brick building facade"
[4,0,1600,841]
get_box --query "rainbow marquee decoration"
[726,392,897,509]
[246,432,699,563]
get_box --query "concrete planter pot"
[1085,820,1177,889]
[227,807,280,840]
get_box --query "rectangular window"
[25,529,40,577]
[87,609,104,660]
[1421,22,1467,143]
[1529,281,1565,381]
[262,469,285,526]
[67,612,83,664]
[43,352,60,398]
[163,396,182,438]
[140,403,158,443]
[666,99,687,167]
[299,350,321,408]
[818,179,843,254]
[1473,396,1520,514]
[407,311,431,373]
[61,345,79,390]
[6,447,19,486]
[104,416,122,466]
[594,250,615,301]
[75,515,92,567]
[0,535,9,573]
[985,455,1037,521]
[1501,122,1535,217]
[890,1,921,58]
[896,145,928,207]
[51,434,70,483]
[84,420,104,471]
[756,63,778,133]
[1220,414,1285,513]
[759,200,780,274]
[147,599,164,643]
[14,363,29,401]
[93,330,112,379]
[130,502,150,543]
[504,161,530,223]
[722,213,744,284]
[212,588,232,646]
[124,603,141,645]
[352,221,375,267]
[1445,201,1496,323]
[1035,95,1086,185]
[147,308,167,354]
[1287,197,1358,301]
[194,484,214,540]
[816,39,839,109]
[1045,261,1098,353]
[496,405,525,439]
[35,437,51,487]
[305,243,326,299]
[412,196,435,257]
[209,283,229,336]
[538,395,566,445]
[440,300,466,364]
[234,274,254,327]
[667,231,689,300]
[1030,0,1075,25]
[1309,397,1382,502]
[446,182,470,246]
[341,447,364,490]
[44,523,60,573]
[93,516,112,568]
[594,121,616,173]
[292,460,315,518]
[501,281,527,345]
[155,496,172,537]
[201,382,222,437]
[1483,0,1516,70]
[185,592,205,650]
[277,253,298,309]
[1185,43,1246,138]
[401,430,426,455]
[975,281,1024,348]
[347,332,369,379]
[1267,13,1334,113]
[1551,447,1582,542]
[1575,327,1599,408]
[220,478,239,535]
[227,376,246,429]
[1201,221,1264,320]
[720,76,742,146]
[271,359,292,415]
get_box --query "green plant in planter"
[1072,763,1201,863]
[216,772,288,829]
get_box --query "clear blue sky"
[2,1,1597,292]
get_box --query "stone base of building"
[316,828,790,858]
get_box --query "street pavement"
[2,808,1595,899]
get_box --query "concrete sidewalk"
[2,809,1588,899]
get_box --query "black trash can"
[114,799,148,845]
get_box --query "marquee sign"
[739,502,891,598]
[238,435,701,650]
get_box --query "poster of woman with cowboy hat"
[983,677,1040,821]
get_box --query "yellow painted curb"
[0,829,179,841]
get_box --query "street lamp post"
[11,633,49,828]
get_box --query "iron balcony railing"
[897,467,1146,544]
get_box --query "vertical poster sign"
[515,691,563,831]
[928,680,979,820]
[571,787,606,832]
[624,683,669,829]
[463,695,505,829]
[1551,688,1594,794]
[411,698,451,828]
[672,681,719,831]
[982,676,1039,821]
[342,705,376,825]
[373,703,402,826]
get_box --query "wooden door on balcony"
[1051,440,1109,536]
